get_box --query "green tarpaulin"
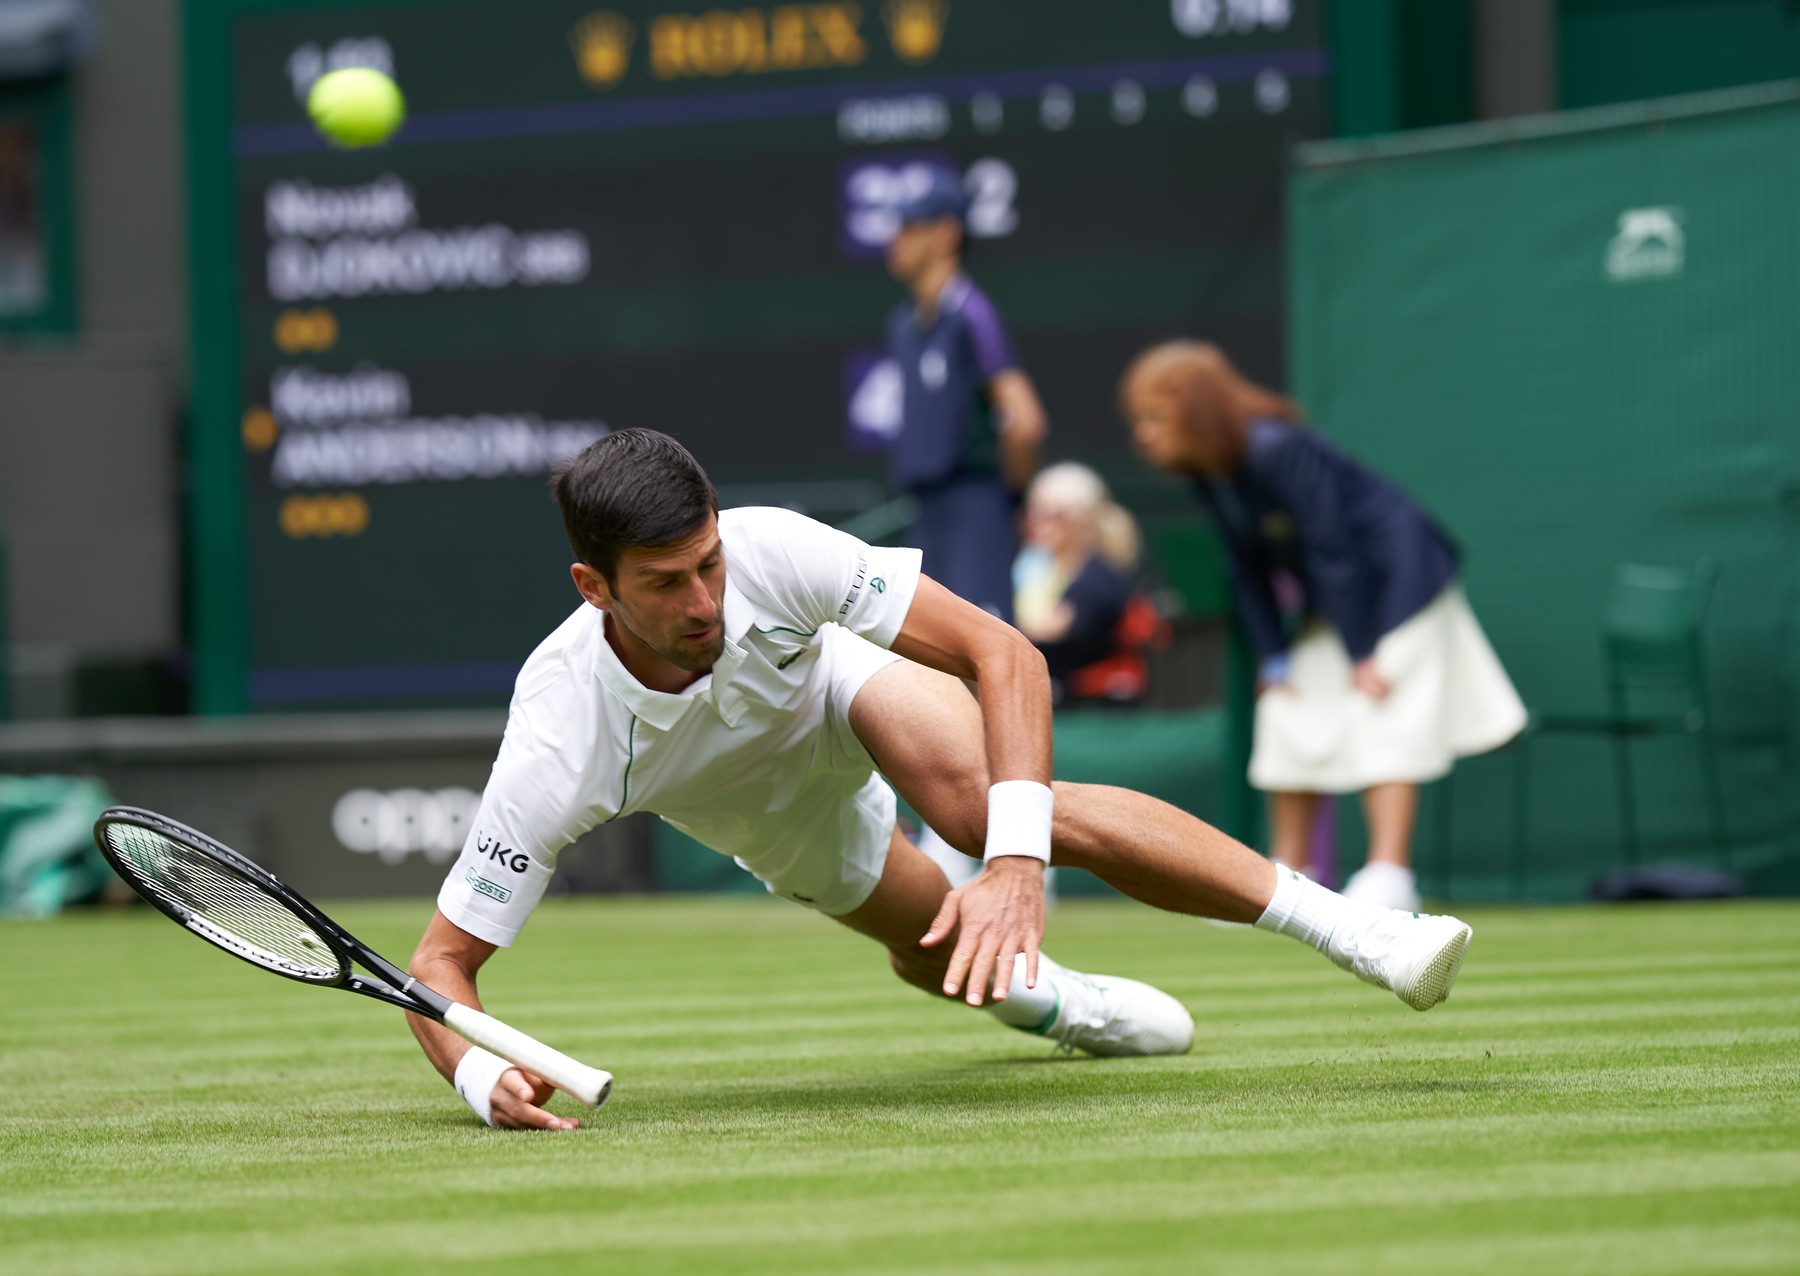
[1287,83,1800,898]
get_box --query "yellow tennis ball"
[306,67,406,148]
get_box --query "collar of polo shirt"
[938,273,971,313]
[590,576,757,730]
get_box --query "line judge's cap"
[893,166,968,226]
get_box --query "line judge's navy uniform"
[886,273,1022,621]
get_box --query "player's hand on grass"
[921,856,1046,1007]
[490,1066,581,1131]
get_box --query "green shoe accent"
[1030,984,1062,1036]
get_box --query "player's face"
[573,515,727,681]
[1126,386,1195,472]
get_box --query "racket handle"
[443,1002,613,1109]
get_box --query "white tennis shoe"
[1328,908,1473,1011]
[1031,969,1196,1057]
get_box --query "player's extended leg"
[850,659,1474,1011]
[849,658,1275,916]
[833,825,1195,1056]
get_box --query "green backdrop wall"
[1288,83,1800,899]
[1559,0,1800,110]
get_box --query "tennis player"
[409,429,1477,1130]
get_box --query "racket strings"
[102,824,344,981]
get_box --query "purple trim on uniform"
[886,275,1012,490]
[947,277,1018,382]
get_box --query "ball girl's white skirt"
[1249,583,1526,794]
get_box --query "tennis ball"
[306,67,406,148]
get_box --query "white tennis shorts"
[694,623,903,916]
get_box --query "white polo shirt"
[437,506,923,945]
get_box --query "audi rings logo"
[332,787,480,865]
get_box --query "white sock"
[985,952,1064,1031]
[1253,864,1366,957]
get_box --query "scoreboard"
[185,0,1327,712]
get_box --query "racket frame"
[94,805,610,1109]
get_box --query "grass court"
[4,896,1798,1275]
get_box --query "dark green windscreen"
[1289,86,1800,897]
[1560,0,1800,110]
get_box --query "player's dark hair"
[552,429,719,581]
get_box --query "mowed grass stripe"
[8,1174,1799,1276]
[11,1102,1796,1206]
[11,989,1796,1072]
[2,898,1797,1275]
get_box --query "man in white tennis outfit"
[409,430,1477,1130]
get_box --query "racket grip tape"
[442,1002,613,1108]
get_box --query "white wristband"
[984,780,1055,864]
[453,1046,513,1127]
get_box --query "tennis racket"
[93,804,611,1109]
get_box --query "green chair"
[1509,560,1727,892]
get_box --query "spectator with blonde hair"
[1120,341,1525,910]
[1014,462,1140,698]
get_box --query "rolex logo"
[570,10,635,88]
[882,0,947,64]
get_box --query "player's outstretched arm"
[407,910,579,1131]
[891,577,1054,1005]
